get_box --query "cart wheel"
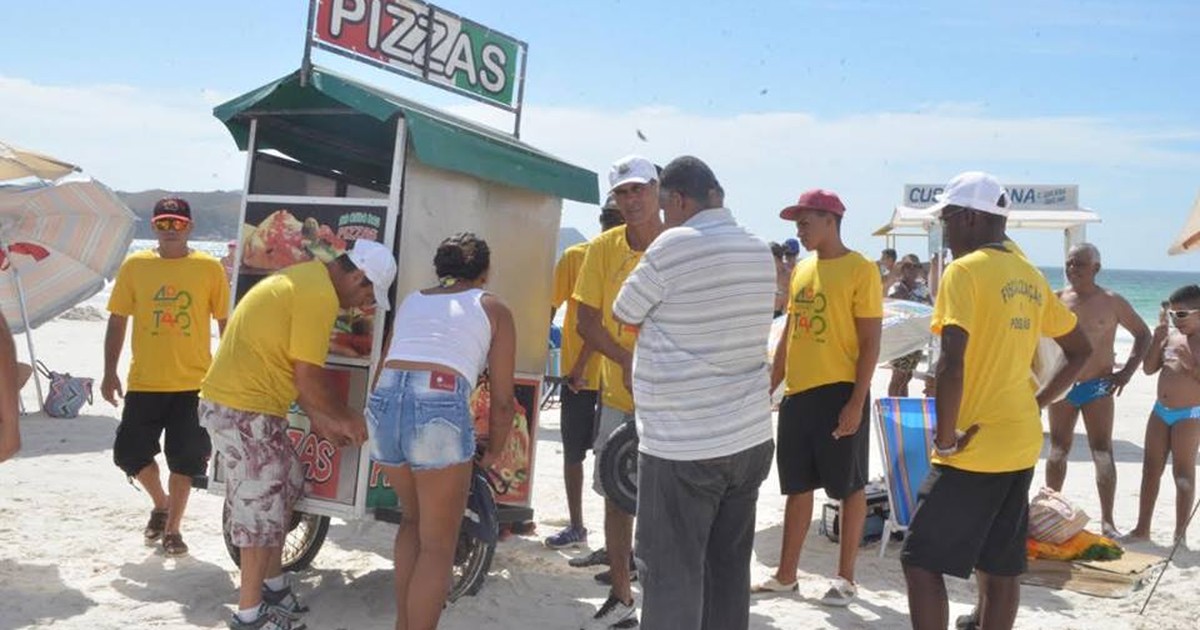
[448,466,498,602]
[599,420,639,516]
[223,505,330,573]
[447,525,496,602]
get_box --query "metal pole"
[421,5,436,79]
[8,264,44,411]
[300,0,318,87]
[512,43,529,138]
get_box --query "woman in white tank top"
[365,233,516,629]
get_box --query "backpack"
[35,361,94,418]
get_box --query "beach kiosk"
[205,0,599,596]
[875,183,1101,264]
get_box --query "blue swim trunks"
[1065,378,1115,408]
[1152,401,1200,427]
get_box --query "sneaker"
[580,592,638,629]
[228,604,307,630]
[593,566,638,585]
[819,576,858,607]
[263,580,309,618]
[144,508,168,543]
[545,525,588,549]
[161,533,189,557]
[569,547,610,568]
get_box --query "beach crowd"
[3,158,1200,630]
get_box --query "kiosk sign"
[312,0,526,110]
[903,183,1079,210]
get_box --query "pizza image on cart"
[241,209,348,271]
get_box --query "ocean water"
[1039,267,1200,330]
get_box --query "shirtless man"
[1045,243,1151,537]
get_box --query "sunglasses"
[153,217,190,232]
[1170,309,1200,320]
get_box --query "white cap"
[608,155,657,192]
[927,171,1010,218]
[346,239,397,310]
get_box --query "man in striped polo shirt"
[614,155,777,630]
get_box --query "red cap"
[779,189,845,220]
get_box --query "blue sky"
[2,0,1198,270]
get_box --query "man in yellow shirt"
[201,240,395,630]
[545,196,624,550]
[756,189,882,607]
[102,197,230,557]
[574,155,664,629]
[901,172,1091,630]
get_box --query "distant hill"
[116,189,242,240]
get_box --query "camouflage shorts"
[199,400,304,549]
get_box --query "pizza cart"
[205,0,598,598]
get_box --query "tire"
[448,466,498,601]
[447,526,496,602]
[223,506,330,573]
[598,419,639,516]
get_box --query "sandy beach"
[2,315,1198,630]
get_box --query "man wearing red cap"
[754,189,882,607]
[102,196,230,557]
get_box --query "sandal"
[162,532,189,557]
[143,508,168,542]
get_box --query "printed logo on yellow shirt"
[152,284,194,336]
[792,286,828,340]
[1001,279,1043,331]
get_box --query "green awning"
[213,67,599,204]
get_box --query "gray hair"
[1069,242,1101,264]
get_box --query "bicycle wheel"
[598,420,639,516]
[449,466,498,601]
[223,506,330,572]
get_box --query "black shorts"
[901,465,1034,579]
[560,387,599,465]
[776,382,870,499]
[112,391,210,477]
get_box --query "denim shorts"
[367,368,475,470]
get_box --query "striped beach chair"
[873,397,937,557]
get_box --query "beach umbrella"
[0,177,136,408]
[0,142,79,182]
[1167,191,1200,255]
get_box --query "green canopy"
[213,67,599,204]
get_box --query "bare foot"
[1121,529,1151,543]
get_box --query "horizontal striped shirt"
[613,208,776,460]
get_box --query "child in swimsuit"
[1128,287,1200,544]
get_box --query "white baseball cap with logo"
[926,171,1010,218]
[608,155,658,193]
[346,239,398,310]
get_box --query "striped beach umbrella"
[0,178,136,333]
[0,178,136,410]
[0,142,80,182]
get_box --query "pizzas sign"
[312,0,526,110]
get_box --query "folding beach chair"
[873,397,937,557]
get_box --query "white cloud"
[2,74,1197,270]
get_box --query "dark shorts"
[112,390,210,478]
[901,465,1034,579]
[560,387,599,465]
[776,382,870,499]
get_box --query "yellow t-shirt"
[201,260,339,417]
[785,251,883,395]
[552,243,602,391]
[107,250,230,392]
[930,247,1077,473]
[573,226,641,413]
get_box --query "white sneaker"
[580,592,638,629]
[819,576,857,607]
